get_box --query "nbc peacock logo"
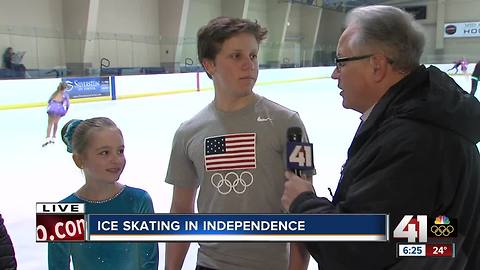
[428,215,457,238]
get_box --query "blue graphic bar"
[87,214,389,242]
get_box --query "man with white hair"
[282,5,480,269]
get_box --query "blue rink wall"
[0,63,476,111]
[0,67,332,110]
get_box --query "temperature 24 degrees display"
[426,243,455,257]
[397,243,455,257]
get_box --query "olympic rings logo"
[210,171,254,195]
[430,225,455,237]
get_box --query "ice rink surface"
[0,74,474,269]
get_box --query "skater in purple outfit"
[460,58,469,76]
[447,57,468,75]
[43,82,70,147]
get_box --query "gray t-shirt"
[166,94,311,270]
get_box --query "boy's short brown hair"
[197,16,267,66]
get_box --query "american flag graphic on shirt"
[204,133,256,171]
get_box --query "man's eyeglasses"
[334,54,394,71]
[334,54,373,70]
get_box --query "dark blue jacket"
[0,214,16,270]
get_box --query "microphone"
[286,127,314,177]
[287,127,303,144]
[287,127,303,176]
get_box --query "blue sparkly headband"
[62,119,82,153]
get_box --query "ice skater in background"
[447,57,468,75]
[460,57,469,77]
[471,60,480,96]
[48,117,159,270]
[43,82,70,147]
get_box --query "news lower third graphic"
[393,215,457,258]
[35,203,388,242]
[87,214,388,242]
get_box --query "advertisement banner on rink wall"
[62,77,111,99]
[444,22,480,38]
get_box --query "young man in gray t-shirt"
[165,16,313,270]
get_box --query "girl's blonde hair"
[61,117,121,154]
[49,82,69,101]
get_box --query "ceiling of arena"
[322,0,392,11]
[285,0,428,12]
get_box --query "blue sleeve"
[139,242,159,270]
[137,191,159,270]
[137,191,154,214]
[48,242,71,270]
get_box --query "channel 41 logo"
[393,215,457,243]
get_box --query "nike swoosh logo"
[257,116,272,122]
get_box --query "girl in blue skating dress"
[48,117,159,270]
